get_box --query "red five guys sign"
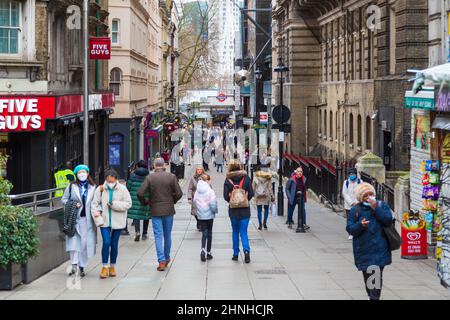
[0,97,56,132]
[89,37,111,60]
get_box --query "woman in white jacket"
[193,177,218,262]
[61,164,97,277]
[92,169,132,279]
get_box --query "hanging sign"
[0,97,56,131]
[89,37,111,60]
[401,212,428,259]
[259,112,268,125]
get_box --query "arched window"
[357,115,362,147]
[366,116,372,149]
[349,113,354,144]
[330,111,333,140]
[112,19,120,44]
[336,112,339,140]
[319,110,322,135]
[324,110,327,138]
[110,68,122,96]
[342,112,345,141]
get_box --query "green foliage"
[0,153,40,267]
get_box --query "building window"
[112,19,120,44]
[0,0,20,54]
[366,116,372,149]
[349,113,354,144]
[110,68,122,96]
[357,115,362,147]
[324,110,327,137]
[319,110,322,135]
[330,111,333,140]
[342,112,345,141]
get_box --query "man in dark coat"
[137,158,183,271]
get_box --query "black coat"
[223,170,254,219]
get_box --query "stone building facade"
[273,0,428,171]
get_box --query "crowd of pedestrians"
[61,126,396,300]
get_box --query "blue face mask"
[349,174,357,181]
[363,202,371,207]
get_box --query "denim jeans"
[216,164,223,172]
[287,198,306,225]
[152,215,174,263]
[230,217,250,256]
[257,205,269,225]
[100,227,122,265]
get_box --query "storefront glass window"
[109,133,123,166]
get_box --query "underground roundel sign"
[216,93,227,102]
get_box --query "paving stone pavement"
[1,161,450,300]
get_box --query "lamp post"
[83,0,89,165]
[254,66,263,169]
[274,58,289,216]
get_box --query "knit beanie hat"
[354,182,376,203]
[74,164,90,175]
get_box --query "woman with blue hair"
[61,164,97,277]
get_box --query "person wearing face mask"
[61,164,97,277]
[92,169,132,279]
[342,167,362,240]
[346,182,393,300]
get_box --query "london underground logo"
[216,93,227,102]
[407,232,421,241]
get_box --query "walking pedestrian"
[252,165,275,230]
[92,169,132,279]
[216,146,224,173]
[193,177,218,262]
[223,160,254,263]
[342,167,362,240]
[188,166,205,231]
[285,167,308,229]
[127,160,151,242]
[137,158,183,271]
[61,164,97,277]
[346,182,393,300]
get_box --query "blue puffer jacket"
[346,201,393,271]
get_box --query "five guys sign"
[0,97,56,131]
[89,37,111,60]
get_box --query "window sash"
[0,0,20,54]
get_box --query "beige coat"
[252,171,275,206]
[91,183,132,230]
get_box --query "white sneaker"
[348,235,353,240]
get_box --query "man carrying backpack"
[342,167,361,240]
[223,160,254,263]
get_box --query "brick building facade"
[273,0,428,171]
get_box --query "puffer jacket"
[193,180,218,220]
[127,168,151,220]
[91,182,132,230]
[346,201,393,271]
[252,171,274,206]
[223,170,254,219]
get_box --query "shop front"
[0,93,114,194]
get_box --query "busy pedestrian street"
[1,163,448,300]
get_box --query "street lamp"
[274,58,289,216]
[254,66,263,171]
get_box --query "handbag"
[63,184,78,238]
[92,186,105,227]
[270,202,278,218]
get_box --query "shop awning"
[432,116,450,130]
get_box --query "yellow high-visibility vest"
[54,169,76,197]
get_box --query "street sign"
[259,112,268,125]
[272,105,291,124]
[243,117,253,126]
[89,37,111,60]
[216,93,227,102]
[272,123,291,133]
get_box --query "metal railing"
[360,172,395,210]
[8,188,65,213]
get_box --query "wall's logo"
[407,232,421,241]
[66,5,81,30]
[367,5,382,31]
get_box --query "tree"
[178,0,221,92]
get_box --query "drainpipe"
[95,0,100,90]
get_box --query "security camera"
[370,110,378,120]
